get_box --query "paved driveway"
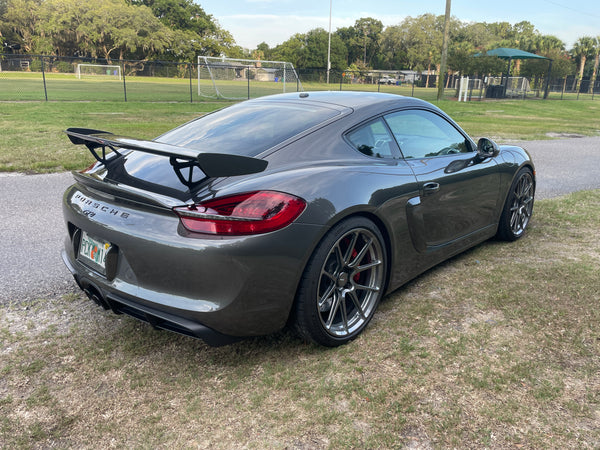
[1,137,599,303]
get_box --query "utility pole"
[327,0,332,84]
[437,0,451,101]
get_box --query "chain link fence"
[2,54,599,102]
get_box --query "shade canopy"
[485,47,550,60]
[473,47,553,99]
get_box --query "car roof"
[250,91,437,115]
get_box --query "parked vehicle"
[62,91,535,346]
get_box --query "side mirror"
[477,138,500,159]
[476,137,500,159]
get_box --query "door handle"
[423,182,440,195]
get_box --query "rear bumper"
[62,250,240,346]
[62,184,324,343]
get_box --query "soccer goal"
[198,56,302,100]
[486,76,531,97]
[76,64,122,80]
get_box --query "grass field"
[1,93,599,173]
[1,71,599,448]
[0,71,299,102]
[3,70,599,103]
[1,189,598,448]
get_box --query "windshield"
[157,101,342,157]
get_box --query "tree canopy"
[1,1,595,80]
[0,0,241,61]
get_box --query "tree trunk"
[590,53,599,93]
[578,55,587,80]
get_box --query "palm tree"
[572,36,595,90]
[590,36,600,93]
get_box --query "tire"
[497,167,535,241]
[293,217,387,346]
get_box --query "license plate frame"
[78,231,111,275]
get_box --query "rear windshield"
[156,101,341,157]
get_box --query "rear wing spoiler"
[64,128,268,182]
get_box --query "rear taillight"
[174,191,306,236]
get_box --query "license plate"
[79,231,111,273]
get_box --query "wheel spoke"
[349,236,373,267]
[348,291,366,321]
[334,244,345,269]
[354,259,382,274]
[343,231,359,264]
[325,292,341,330]
[510,211,518,229]
[339,294,349,333]
[353,283,380,293]
[320,267,337,284]
[318,282,336,311]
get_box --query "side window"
[384,110,472,159]
[346,118,396,159]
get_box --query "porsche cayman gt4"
[62,91,535,346]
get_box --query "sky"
[199,0,599,51]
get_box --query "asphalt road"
[1,137,599,304]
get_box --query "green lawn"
[0,71,298,102]
[1,189,599,448]
[1,72,599,172]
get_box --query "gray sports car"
[61,91,535,347]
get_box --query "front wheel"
[293,217,387,346]
[497,167,535,241]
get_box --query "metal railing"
[2,54,598,102]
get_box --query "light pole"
[437,0,451,101]
[327,0,332,84]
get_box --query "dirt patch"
[545,132,586,138]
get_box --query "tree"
[379,26,407,69]
[131,0,238,57]
[590,36,600,92]
[571,36,595,81]
[72,0,171,62]
[334,26,359,66]
[1,0,44,53]
[354,17,383,66]
[272,28,347,70]
[334,18,382,68]
[255,42,272,60]
[385,14,448,85]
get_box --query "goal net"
[487,76,530,95]
[76,64,122,80]
[198,56,302,100]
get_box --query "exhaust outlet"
[83,286,109,310]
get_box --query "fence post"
[479,79,484,101]
[188,63,193,103]
[339,72,343,91]
[247,66,250,100]
[41,55,48,101]
[468,76,474,101]
[121,60,127,102]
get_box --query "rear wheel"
[497,167,535,241]
[294,217,387,346]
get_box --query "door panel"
[384,109,501,249]
[407,155,500,247]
